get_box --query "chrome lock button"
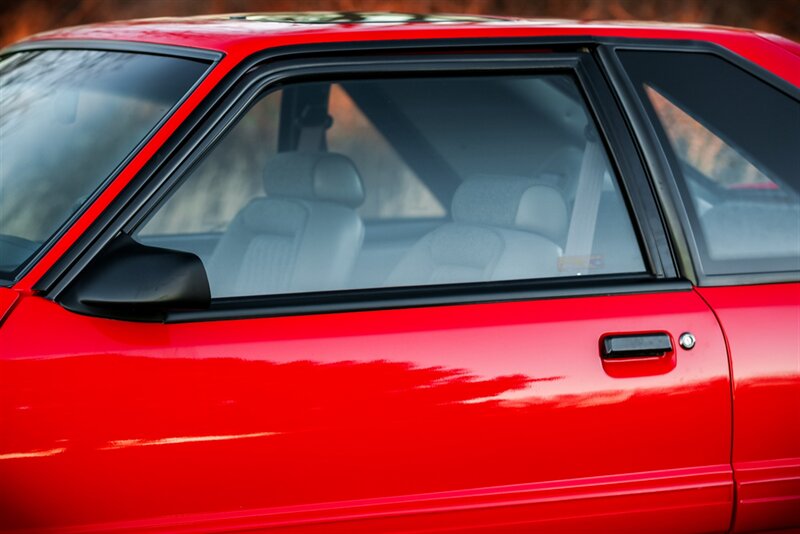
[679,332,696,350]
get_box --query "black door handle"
[601,333,673,359]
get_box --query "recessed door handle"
[601,333,673,359]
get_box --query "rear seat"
[701,201,800,260]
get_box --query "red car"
[1,12,798,533]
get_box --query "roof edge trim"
[1,39,223,61]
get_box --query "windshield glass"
[0,49,209,281]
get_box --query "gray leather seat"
[701,201,800,260]
[206,151,365,297]
[387,175,567,286]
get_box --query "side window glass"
[619,51,800,274]
[135,73,646,299]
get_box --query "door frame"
[27,38,689,323]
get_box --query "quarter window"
[136,72,646,298]
[619,50,800,275]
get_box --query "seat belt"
[560,127,606,275]
[296,105,332,151]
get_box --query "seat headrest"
[264,152,365,208]
[451,175,568,243]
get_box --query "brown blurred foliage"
[1,0,799,47]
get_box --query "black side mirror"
[60,234,210,321]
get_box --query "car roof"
[15,12,768,52]
[11,12,800,89]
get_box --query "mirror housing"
[60,234,211,321]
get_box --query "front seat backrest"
[387,175,567,286]
[207,151,365,297]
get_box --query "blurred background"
[2,0,799,47]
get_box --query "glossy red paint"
[0,290,731,532]
[0,288,18,326]
[696,284,800,533]
[2,15,799,533]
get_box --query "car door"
[0,47,734,533]
[613,45,800,532]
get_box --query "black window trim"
[175,276,691,323]
[1,39,223,62]
[28,38,684,322]
[0,40,222,287]
[598,40,800,287]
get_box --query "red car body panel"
[1,290,731,531]
[1,15,799,533]
[696,284,800,532]
[0,288,19,326]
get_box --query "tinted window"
[619,51,800,275]
[0,49,208,280]
[137,74,645,298]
